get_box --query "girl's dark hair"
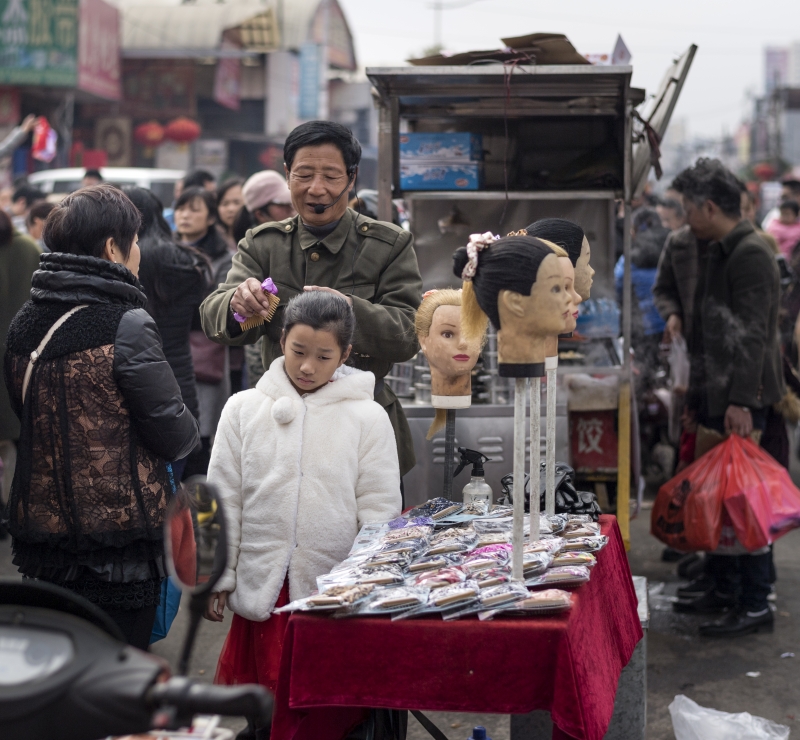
[453,235,554,333]
[283,290,355,353]
[524,218,584,267]
[175,186,217,216]
[284,120,361,174]
[232,206,256,244]
[43,184,141,259]
[216,177,244,209]
[123,186,172,240]
[0,209,12,247]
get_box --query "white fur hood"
[208,356,401,621]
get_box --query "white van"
[28,167,185,207]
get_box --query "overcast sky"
[338,0,798,140]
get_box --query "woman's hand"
[205,591,228,622]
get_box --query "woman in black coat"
[3,184,199,648]
[125,186,210,480]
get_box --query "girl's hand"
[205,591,228,622]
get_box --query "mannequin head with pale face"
[525,218,594,301]
[416,288,487,437]
[454,235,571,376]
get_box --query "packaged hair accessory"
[551,551,596,568]
[479,589,573,620]
[409,566,467,589]
[561,536,608,552]
[525,565,591,589]
[354,586,430,615]
[275,583,376,613]
[406,553,462,573]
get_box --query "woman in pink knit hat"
[232,171,296,244]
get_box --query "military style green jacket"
[199,207,422,476]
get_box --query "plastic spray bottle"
[455,447,493,507]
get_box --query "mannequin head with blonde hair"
[416,288,487,438]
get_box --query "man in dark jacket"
[200,121,422,479]
[671,158,783,637]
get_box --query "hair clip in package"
[561,535,609,552]
[349,521,391,554]
[394,580,482,621]
[407,497,464,521]
[382,524,434,543]
[275,583,376,613]
[523,550,553,579]
[406,553,463,573]
[426,529,478,556]
[551,551,597,568]
[351,586,431,616]
[388,516,435,530]
[525,565,591,589]
[479,588,573,620]
[561,522,602,539]
[444,582,529,620]
[233,277,280,331]
[409,566,467,590]
[525,538,564,555]
[462,545,511,574]
[473,567,512,589]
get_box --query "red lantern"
[134,120,165,148]
[164,117,201,144]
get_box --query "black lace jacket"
[3,253,200,607]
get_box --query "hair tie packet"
[473,567,512,589]
[523,550,553,579]
[561,535,609,553]
[389,515,435,529]
[479,588,573,620]
[406,552,463,574]
[274,583,375,613]
[552,551,597,568]
[462,547,511,574]
[473,518,513,535]
[233,277,280,330]
[561,522,601,539]
[408,566,467,590]
[393,580,482,621]
[349,586,431,616]
[444,581,530,621]
[382,524,433,543]
[525,538,564,556]
[407,497,464,521]
[426,529,478,556]
[525,565,591,589]
[377,537,428,558]
[362,549,414,570]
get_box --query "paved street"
[3,471,799,739]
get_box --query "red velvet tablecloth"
[272,515,642,740]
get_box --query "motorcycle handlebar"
[148,677,273,726]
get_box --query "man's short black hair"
[43,184,141,259]
[283,121,361,174]
[12,185,44,208]
[782,179,800,196]
[83,168,103,181]
[183,169,215,189]
[779,199,800,217]
[671,158,742,219]
[26,200,56,226]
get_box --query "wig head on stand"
[416,288,487,439]
[523,218,585,267]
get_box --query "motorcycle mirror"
[164,477,227,596]
[164,477,228,676]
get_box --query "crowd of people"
[1,115,798,740]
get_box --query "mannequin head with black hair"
[524,218,595,300]
[453,235,571,376]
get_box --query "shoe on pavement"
[673,590,734,614]
[699,608,774,637]
[676,552,701,578]
[676,576,712,600]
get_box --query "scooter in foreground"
[0,480,271,740]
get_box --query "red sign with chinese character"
[570,410,618,472]
[77,0,121,101]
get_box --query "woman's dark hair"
[453,235,554,333]
[123,186,172,240]
[43,184,141,259]
[524,218,584,266]
[183,169,215,190]
[632,207,663,233]
[175,186,217,216]
[0,209,12,247]
[671,158,742,218]
[217,177,244,207]
[283,290,355,353]
[232,206,256,244]
[284,121,361,174]
[780,199,800,217]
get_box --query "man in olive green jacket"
[200,122,422,477]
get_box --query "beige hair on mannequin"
[416,288,488,439]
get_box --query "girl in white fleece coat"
[209,291,401,692]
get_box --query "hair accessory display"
[461,232,499,281]
[525,565,591,589]
[233,277,280,330]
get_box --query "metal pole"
[376,99,393,223]
[512,377,528,581]
[530,376,541,524]
[443,409,457,500]
[545,358,558,515]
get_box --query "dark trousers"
[104,604,158,651]
[706,552,772,612]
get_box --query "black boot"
[699,608,774,637]
[676,575,713,599]
[673,590,734,614]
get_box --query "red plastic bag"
[651,438,729,551]
[723,434,800,550]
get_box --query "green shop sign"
[0,0,78,86]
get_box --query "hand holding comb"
[233,278,280,331]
